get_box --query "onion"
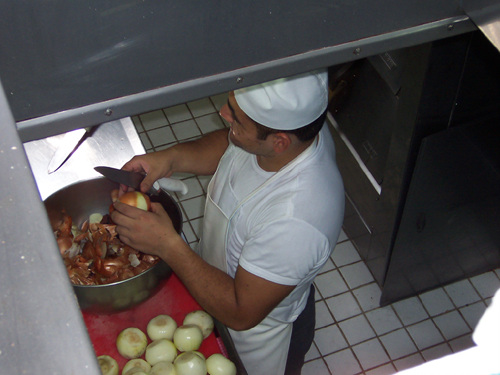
[89,212,103,224]
[122,358,151,375]
[129,253,141,267]
[97,355,119,375]
[174,351,207,375]
[145,339,178,366]
[173,324,203,352]
[183,310,214,339]
[116,327,148,359]
[193,351,205,360]
[150,361,177,375]
[119,191,151,211]
[206,353,236,375]
[147,314,178,341]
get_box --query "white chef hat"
[234,69,328,130]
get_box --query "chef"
[111,69,345,375]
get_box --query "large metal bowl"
[44,177,182,313]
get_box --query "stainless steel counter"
[24,117,145,200]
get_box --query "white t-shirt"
[211,124,345,322]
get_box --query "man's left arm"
[163,235,295,331]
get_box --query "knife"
[47,127,90,174]
[94,166,188,196]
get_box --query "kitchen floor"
[131,94,500,375]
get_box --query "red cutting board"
[82,273,223,371]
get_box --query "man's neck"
[257,137,316,172]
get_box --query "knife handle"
[154,178,189,195]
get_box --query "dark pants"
[284,284,316,375]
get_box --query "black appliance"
[328,31,500,305]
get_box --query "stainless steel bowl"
[44,177,182,313]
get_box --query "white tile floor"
[131,94,500,375]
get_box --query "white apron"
[198,140,317,375]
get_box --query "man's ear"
[271,132,291,154]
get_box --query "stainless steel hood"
[464,0,500,51]
[0,0,485,142]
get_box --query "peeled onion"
[206,353,237,375]
[145,339,178,366]
[122,358,151,375]
[147,314,178,341]
[193,351,206,360]
[174,351,207,375]
[116,327,148,359]
[173,324,203,352]
[183,310,214,339]
[150,361,177,375]
[97,355,119,375]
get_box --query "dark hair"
[254,110,327,142]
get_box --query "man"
[111,69,345,374]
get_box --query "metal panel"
[463,0,500,50]
[0,80,101,374]
[0,0,478,141]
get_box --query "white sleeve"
[238,218,331,286]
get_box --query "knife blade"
[94,166,188,195]
[47,128,89,174]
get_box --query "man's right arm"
[168,128,229,176]
[122,129,229,194]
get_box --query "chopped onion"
[116,327,148,359]
[145,339,178,366]
[173,324,203,352]
[206,353,236,375]
[122,358,151,375]
[147,314,178,341]
[183,310,214,339]
[97,355,119,375]
[174,351,207,375]
[150,361,177,375]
